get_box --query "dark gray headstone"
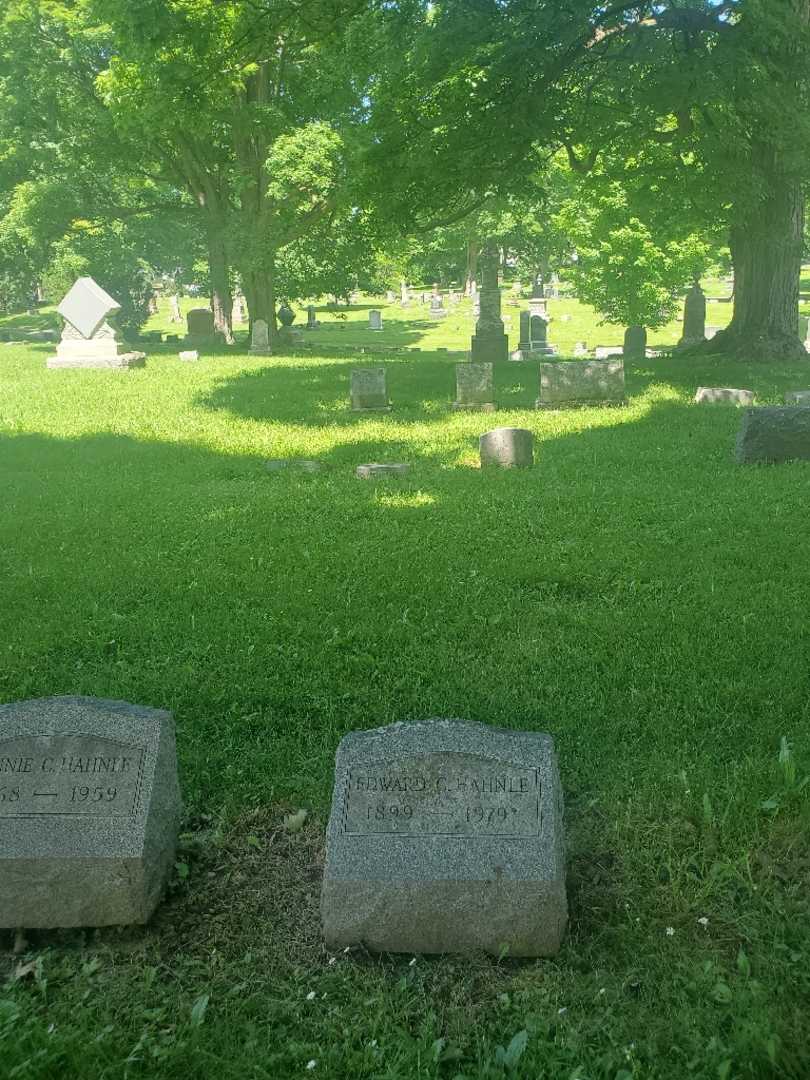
[470,245,508,364]
[623,325,647,360]
[679,282,706,346]
[186,308,215,338]
[321,719,567,957]
[735,407,810,464]
[356,463,410,478]
[479,427,533,468]
[0,696,180,928]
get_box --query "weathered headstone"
[536,360,625,409]
[573,342,589,357]
[168,295,182,324]
[386,290,396,303]
[429,296,446,320]
[785,390,810,405]
[356,463,410,478]
[694,387,754,406]
[518,310,531,354]
[479,427,534,468]
[47,278,145,370]
[306,305,319,330]
[705,325,722,341]
[250,319,271,354]
[735,407,810,464]
[470,245,508,364]
[623,325,647,360]
[369,310,383,331]
[798,316,810,353]
[178,350,199,362]
[351,367,390,412]
[231,295,245,324]
[321,719,566,956]
[530,314,555,356]
[400,282,410,307]
[0,696,180,928]
[593,346,623,359]
[186,308,215,338]
[679,281,706,346]
[453,363,495,412]
[528,294,548,320]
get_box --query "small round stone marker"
[265,458,327,473]
[356,463,410,479]
[479,427,534,468]
[178,350,199,362]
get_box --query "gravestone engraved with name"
[351,367,391,412]
[321,719,567,956]
[47,278,146,370]
[453,363,495,411]
[537,360,625,409]
[735,406,810,464]
[0,696,180,928]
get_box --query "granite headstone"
[735,407,810,464]
[536,360,625,409]
[351,367,390,412]
[453,363,495,411]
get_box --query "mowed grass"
[1,331,810,1079]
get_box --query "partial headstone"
[530,314,555,356]
[178,350,199,362]
[306,305,319,330]
[784,390,810,405]
[517,310,531,355]
[479,427,534,468]
[705,326,722,341]
[798,316,810,353]
[186,308,215,338]
[46,278,146,370]
[0,696,180,928]
[623,325,647,360]
[231,295,245,324]
[386,290,396,303]
[470,245,508,364]
[400,282,410,307]
[679,281,706,346]
[369,310,383,331]
[169,295,182,324]
[321,719,566,956]
[356,463,410,478]
[573,342,588,357]
[351,367,391,412]
[528,293,548,320]
[250,319,271,354]
[694,387,754,406]
[472,291,481,319]
[735,407,810,464]
[593,346,624,359]
[536,360,625,410]
[453,363,496,412]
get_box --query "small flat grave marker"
[356,463,409,478]
[735,406,810,464]
[321,719,567,956]
[694,387,754,406]
[0,696,180,929]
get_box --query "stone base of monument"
[47,342,146,369]
[529,345,557,356]
[470,332,509,364]
[735,406,810,464]
[0,696,180,929]
[350,404,392,414]
[452,401,496,412]
[321,719,567,957]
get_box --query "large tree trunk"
[243,266,277,339]
[703,154,806,361]
[465,240,479,295]
[208,224,234,344]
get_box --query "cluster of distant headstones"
[41,277,810,471]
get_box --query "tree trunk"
[243,266,277,340]
[208,225,233,344]
[703,155,806,361]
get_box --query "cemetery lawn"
[1,332,810,1080]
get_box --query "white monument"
[47,278,145,370]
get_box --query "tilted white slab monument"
[47,278,146,370]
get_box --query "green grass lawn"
[1,328,809,1079]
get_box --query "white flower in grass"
[327,957,337,966]
[557,1007,568,1016]
[306,1061,317,1071]
[409,957,417,967]
[665,926,675,936]
[697,916,709,927]
[306,991,316,1001]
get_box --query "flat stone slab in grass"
[536,360,625,409]
[178,350,199,362]
[735,406,810,464]
[351,367,391,412]
[265,458,328,473]
[784,390,810,405]
[694,387,754,406]
[356,463,410,479]
[321,719,567,957]
[479,427,534,468]
[0,696,181,929]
